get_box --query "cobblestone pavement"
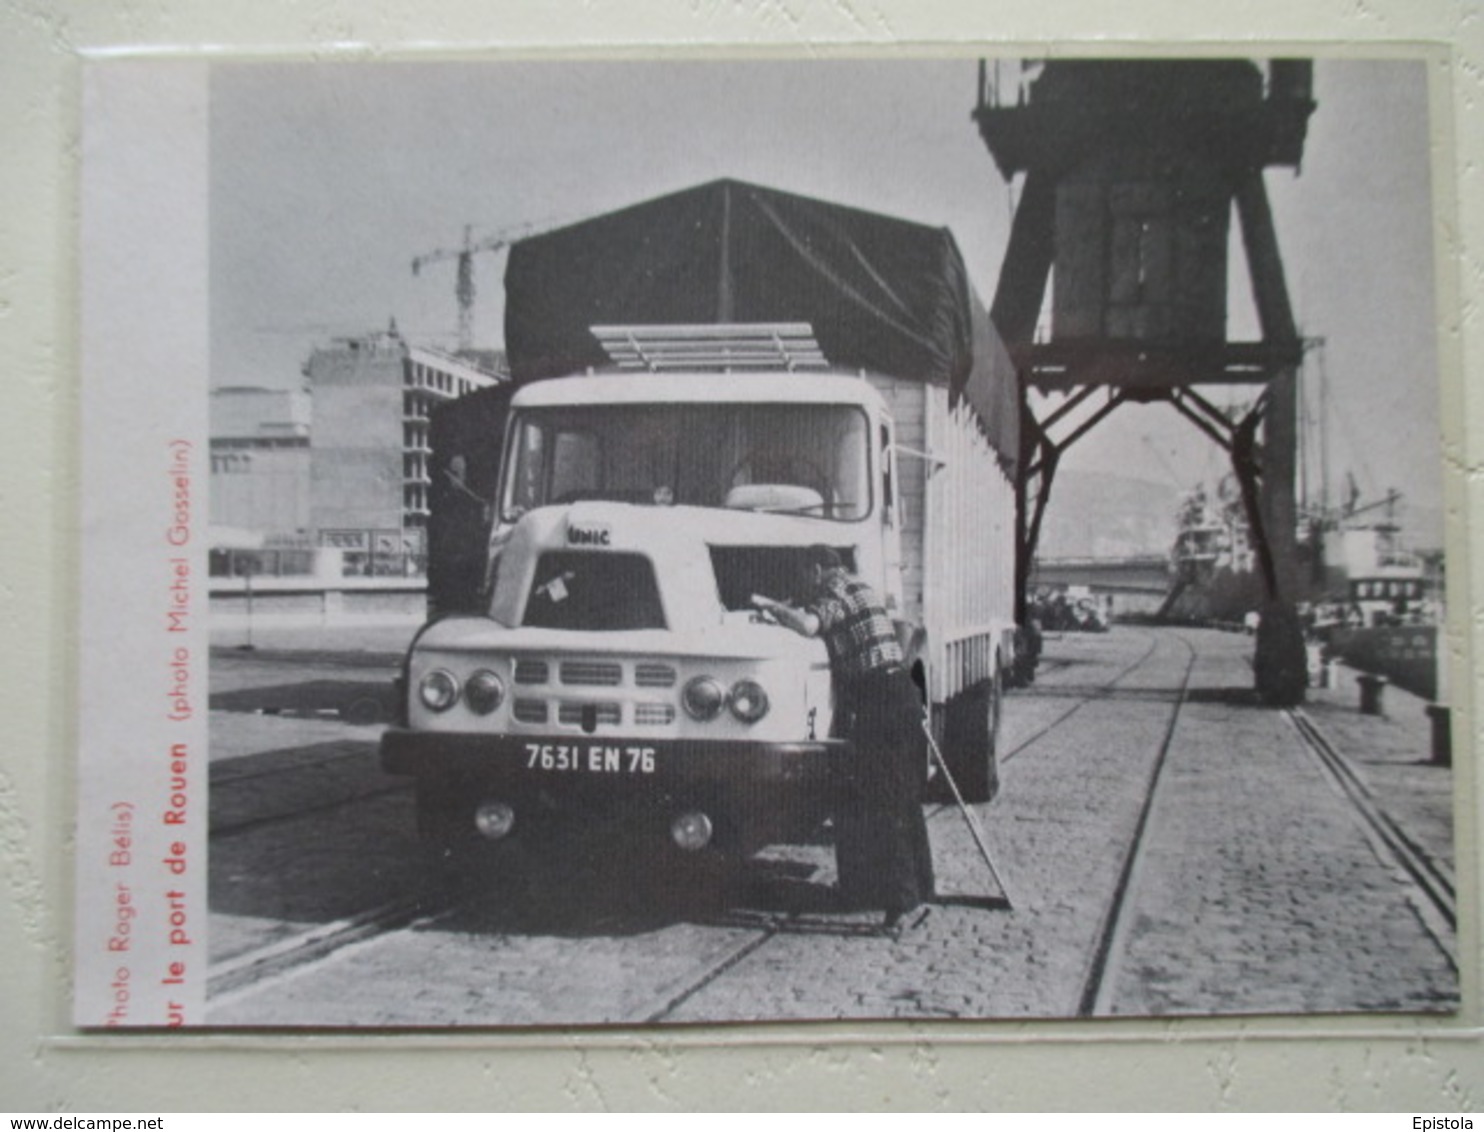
[1303,662,1455,875]
[1101,632,1457,1016]
[664,628,1201,1022]
[205,625,1458,1026]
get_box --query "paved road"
[204,625,1458,1026]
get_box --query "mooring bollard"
[1427,628,1451,766]
[1425,703,1452,767]
[1357,673,1388,716]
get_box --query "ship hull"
[1161,563,1265,627]
[1322,624,1439,700]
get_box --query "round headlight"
[465,669,506,715]
[728,679,770,723]
[682,676,727,721]
[418,669,460,712]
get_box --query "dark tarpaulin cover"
[504,179,1018,466]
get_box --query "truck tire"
[941,672,1001,804]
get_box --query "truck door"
[428,383,517,617]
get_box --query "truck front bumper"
[380,729,848,850]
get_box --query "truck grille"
[634,663,678,688]
[514,660,550,685]
[504,657,679,730]
[560,661,622,686]
[512,699,549,724]
[634,703,676,726]
[557,701,622,727]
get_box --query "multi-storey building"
[209,386,313,541]
[209,326,505,575]
[304,326,505,572]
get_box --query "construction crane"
[411,223,532,353]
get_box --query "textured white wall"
[3,0,1481,1111]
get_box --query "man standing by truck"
[752,545,935,929]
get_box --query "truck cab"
[381,365,909,863]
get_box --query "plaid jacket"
[806,567,903,680]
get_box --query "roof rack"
[590,323,831,373]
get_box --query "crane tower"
[974,58,1317,703]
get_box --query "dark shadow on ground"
[208,743,426,935]
[1027,684,1272,707]
[208,743,863,940]
[210,740,392,834]
[428,822,858,939]
[210,646,404,668]
[208,789,429,930]
[1183,686,1267,707]
[1028,685,1184,702]
[210,679,397,724]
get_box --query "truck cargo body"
[381,179,1022,866]
[872,373,1017,709]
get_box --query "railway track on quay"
[207,898,440,1001]
[1074,632,1197,1017]
[210,740,410,839]
[997,631,1164,768]
[204,626,1457,1024]
[1284,707,1457,972]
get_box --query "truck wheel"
[942,673,1001,804]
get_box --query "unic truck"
[379,180,1024,868]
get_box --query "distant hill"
[1036,470,1180,560]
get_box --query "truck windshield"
[502,404,871,522]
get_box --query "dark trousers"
[833,668,935,913]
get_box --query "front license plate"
[524,742,656,774]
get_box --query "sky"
[210,56,1443,515]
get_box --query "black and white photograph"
[76,54,1457,1029]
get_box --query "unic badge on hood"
[566,520,612,547]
